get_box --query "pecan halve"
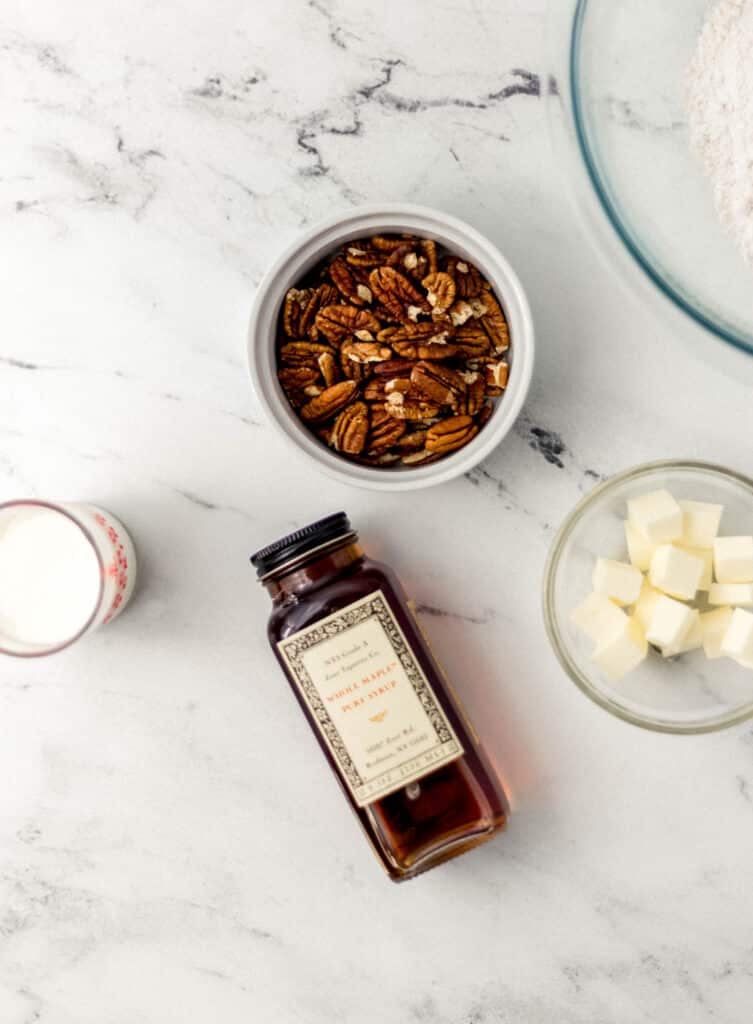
[453,323,491,358]
[282,288,310,338]
[300,380,357,423]
[278,366,319,391]
[378,321,453,346]
[368,407,406,455]
[384,394,441,421]
[280,341,336,366]
[422,272,456,315]
[330,258,371,306]
[411,361,466,407]
[300,284,340,340]
[369,267,430,321]
[331,401,369,454]
[344,245,383,268]
[391,341,460,360]
[344,342,393,364]
[315,305,381,344]
[479,289,509,352]
[425,415,478,454]
[447,258,485,298]
[457,373,485,415]
[370,235,408,251]
[421,239,438,276]
[372,357,415,379]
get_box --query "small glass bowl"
[543,460,753,734]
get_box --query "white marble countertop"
[3,1,753,1020]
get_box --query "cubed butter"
[592,617,648,681]
[649,544,704,601]
[624,521,657,572]
[713,536,753,583]
[679,499,723,548]
[663,609,702,657]
[681,546,713,591]
[708,582,753,607]
[570,592,628,644]
[633,581,663,630]
[720,608,753,667]
[700,607,734,659]
[645,594,697,653]
[592,558,642,606]
[627,489,683,545]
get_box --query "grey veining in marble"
[3,0,753,1021]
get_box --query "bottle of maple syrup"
[251,512,508,881]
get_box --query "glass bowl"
[549,0,753,360]
[543,460,753,733]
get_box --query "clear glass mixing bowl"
[543,460,753,734]
[549,0,753,358]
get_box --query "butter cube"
[645,594,696,652]
[700,607,734,659]
[681,546,713,591]
[624,521,657,571]
[663,609,702,657]
[650,545,704,601]
[633,581,662,630]
[627,490,683,545]
[708,582,753,607]
[679,500,723,548]
[592,558,642,606]
[713,536,753,583]
[571,592,628,644]
[720,608,753,667]
[592,617,648,681]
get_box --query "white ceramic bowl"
[247,203,535,491]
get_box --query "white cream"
[0,507,101,647]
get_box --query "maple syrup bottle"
[251,512,509,882]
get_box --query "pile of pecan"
[276,234,510,467]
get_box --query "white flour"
[687,0,753,267]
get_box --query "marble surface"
[3,0,753,1020]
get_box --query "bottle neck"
[264,539,364,600]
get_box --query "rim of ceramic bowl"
[247,203,535,492]
[554,0,753,359]
[543,459,753,734]
[0,499,105,658]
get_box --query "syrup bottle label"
[277,589,464,807]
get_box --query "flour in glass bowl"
[687,0,753,267]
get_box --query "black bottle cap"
[250,512,355,579]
